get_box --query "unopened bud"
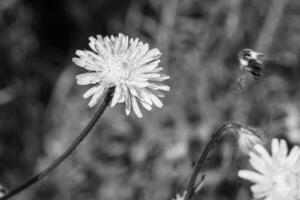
[235,126,266,154]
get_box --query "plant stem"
[184,122,241,200]
[0,87,115,200]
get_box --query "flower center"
[105,59,134,84]
[272,171,297,198]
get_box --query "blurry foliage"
[0,0,300,200]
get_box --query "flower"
[73,33,170,118]
[238,138,300,200]
[236,126,266,154]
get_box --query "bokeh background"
[0,0,300,199]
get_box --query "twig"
[0,87,115,200]
[184,122,241,200]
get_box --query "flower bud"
[235,126,266,154]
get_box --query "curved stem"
[184,122,241,200]
[0,87,115,200]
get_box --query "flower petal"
[76,73,101,85]
[111,85,121,107]
[132,96,142,118]
[238,170,265,183]
[88,86,105,107]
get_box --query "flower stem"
[0,87,115,200]
[184,122,241,200]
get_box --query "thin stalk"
[184,122,241,200]
[0,87,115,200]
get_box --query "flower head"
[238,138,300,200]
[236,126,266,154]
[73,33,170,118]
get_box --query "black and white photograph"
[0,0,300,200]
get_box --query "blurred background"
[0,0,300,199]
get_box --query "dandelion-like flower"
[236,126,266,154]
[73,33,170,118]
[238,138,300,200]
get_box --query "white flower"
[236,126,266,154]
[73,33,170,118]
[238,138,300,200]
